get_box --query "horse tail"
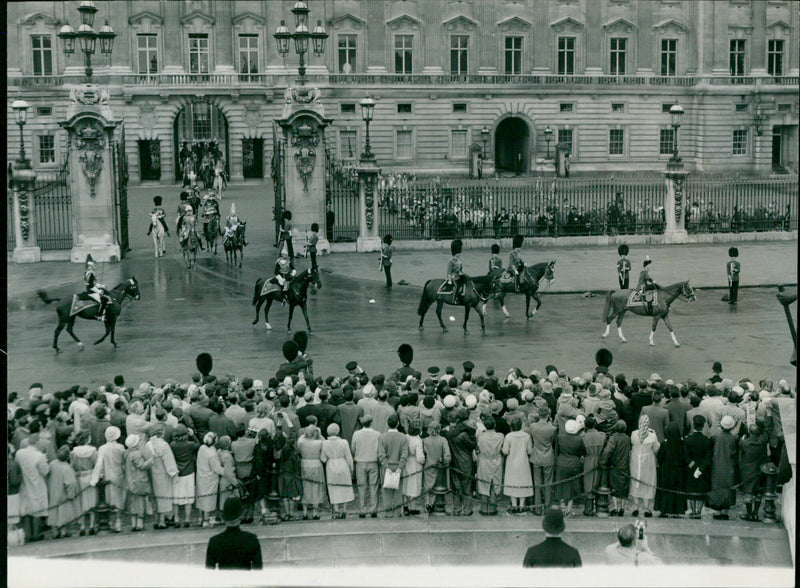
[253,279,262,305]
[417,281,433,316]
[602,291,613,323]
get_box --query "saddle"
[627,290,658,308]
[261,279,283,298]
[70,294,99,317]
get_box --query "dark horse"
[202,212,221,255]
[488,260,556,319]
[602,281,696,347]
[417,274,493,335]
[252,267,322,333]
[180,218,203,269]
[51,278,141,352]
[223,222,247,268]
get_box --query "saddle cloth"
[627,290,658,308]
[498,271,515,285]
[70,295,98,317]
[261,280,282,298]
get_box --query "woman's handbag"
[383,468,401,490]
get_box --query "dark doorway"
[772,126,783,171]
[138,140,161,181]
[494,117,530,174]
[242,138,264,178]
[173,102,230,182]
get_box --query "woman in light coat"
[296,421,325,520]
[124,434,153,532]
[146,424,178,529]
[196,432,226,527]
[47,446,79,538]
[629,414,661,517]
[402,421,426,515]
[320,423,354,519]
[476,416,504,515]
[502,417,533,513]
[70,430,98,535]
[216,435,241,516]
[91,425,125,532]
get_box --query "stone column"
[11,166,41,263]
[636,1,654,75]
[532,3,550,74]
[711,0,729,76]
[585,1,603,74]
[356,158,381,252]
[790,5,800,76]
[162,0,184,73]
[366,1,387,73]
[750,0,767,76]
[663,165,689,244]
[214,1,235,73]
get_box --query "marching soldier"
[83,255,112,322]
[508,235,526,291]
[636,256,656,312]
[380,234,394,288]
[445,239,466,302]
[148,196,170,237]
[273,252,296,306]
[488,243,503,274]
[617,244,631,289]
[726,247,740,305]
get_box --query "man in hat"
[224,203,247,246]
[275,341,311,381]
[380,234,394,288]
[726,247,740,305]
[272,250,297,305]
[636,256,656,312]
[393,344,419,383]
[617,244,631,289]
[206,497,262,570]
[82,255,112,322]
[148,195,170,237]
[443,238,467,302]
[507,235,527,292]
[523,504,582,567]
[462,361,475,382]
[488,243,503,275]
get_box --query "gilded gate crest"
[75,121,106,198]
[291,120,319,192]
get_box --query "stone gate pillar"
[663,166,690,244]
[276,88,331,248]
[60,86,122,263]
[356,158,381,252]
[11,166,41,263]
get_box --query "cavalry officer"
[636,256,656,312]
[148,196,170,237]
[278,210,295,268]
[273,252,296,305]
[617,244,631,289]
[380,234,394,289]
[225,203,247,246]
[308,223,320,270]
[488,244,503,274]
[176,191,193,234]
[726,247,740,305]
[445,239,466,302]
[83,255,112,322]
[508,235,526,291]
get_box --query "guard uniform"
[508,235,526,291]
[488,251,503,274]
[225,203,247,246]
[83,257,110,321]
[446,239,466,300]
[148,196,169,237]
[617,244,631,289]
[279,211,295,268]
[380,235,394,288]
[726,247,740,305]
[307,225,319,270]
[273,254,296,304]
[636,257,655,310]
[176,195,193,233]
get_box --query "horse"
[148,212,167,258]
[202,210,221,255]
[487,260,556,319]
[252,267,322,333]
[223,222,247,268]
[179,217,203,269]
[601,281,696,347]
[417,274,493,335]
[51,278,140,353]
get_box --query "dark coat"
[739,430,769,495]
[708,430,739,509]
[600,431,631,498]
[666,399,690,437]
[523,537,582,568]
[654,423,687,514]
[313,402,341,437]
[206,526,263,570]
[683,431,714,495]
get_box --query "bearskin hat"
[196,353,213,377]
[384,234,393,245]
[450,239,463,255]
[292,331,309,353]
[153,196,163,206]
[728,247,739,258]
[282,340,300,362]
[618,244,629,256]
[397,343,413,365]
[595,348,614,369]
[512,235,525,249]
[491,243,500,254]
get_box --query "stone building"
[6,0,799,183]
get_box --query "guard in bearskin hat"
[394,343,420,382]
[617,244,631,289]
[445,239,466,301]
[726,247,740,305]
[196,352,213,383]
[595,348,613,377]
[148,196,170,237]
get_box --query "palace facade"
[7,0,799,183]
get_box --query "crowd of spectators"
[7,342,794,546]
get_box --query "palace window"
[395,35,413,74]
[451,35,469,75]
[451,130,468,159]
[38,134,56,164]
[397,103,412,114]
[504,36,523,75]
[660,39,677,76]
[735,103,749,112]
[188,34,210,74]
[338,34,356,73]
[557,37,575,75]
[192,102,212,139]
[732,129,747,155]
[560,103,574,112]
[453,103,467,113]
[137,34,159,74]
[238,35,259,76]
[341,103,356,114]
[610,38,627,76]
[396,130,413,159]
[659,128,675,155]
[609,129,625,155]
[339,130,357,159]
[768,39,783,77]
[32,35,53,76]
[37,106,53,117]
[729,39,746,77]
[558,128,573,154]
[611,103,625,113]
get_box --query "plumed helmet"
[383,234,393,245]
[196,353,213,377]
[292,330,309,353]
[595,348,614,368]
[512,235,524,249]
[618,244,629,256]
[491,243,500,254]
[728,247,739,258]
[450,239,463,255]
[643,256,652,267]
[85,254,96,268]
[153,196,163,206]
[230,203,236,216]
[283,340,300,362]
[397,343,413,365]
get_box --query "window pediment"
[331,13,366,30]
[497,16,532,32]
[129,11,164,28]
[443,15,479,32]
[551,17,584,34]
[766,20,792,37]
[386,14,422,31]
[603,18,637,35]
[652,19,688,35]
[181,12,215,28]
[232,12,264,27]
[728,26,753,38]
[21,12,57,27]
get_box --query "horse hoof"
[481,329,486,335]
[265,323,272,330]
[54,347,61,354]
[308,330,313,335]
[601,334,608,339]
[252,320,258,325]
[674,343,681,348]
[463,329,469,335]
[649,342,655,347]
[442,327,448,333]
[620,338,627,344]
[418,326,424,331]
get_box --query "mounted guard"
[441,239,467,303]
[148,196,169,258]
[488,243,503,276]
[507,235,526,292]
[635,256,657,313]
[79,255,111,322]
[176,191,193,234]
[225,203,247,246]
[272,252,297,305]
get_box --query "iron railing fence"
[32,162,73,250]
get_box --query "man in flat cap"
[726,247,740,305]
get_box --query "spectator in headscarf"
[422,422,451,514]
[170,424,200,527]
[321,423,354,519]
[124,434,153,532]
[147,424,178,529]
[197,431,226,527]
[503,417,533,514]
[402,421,425,516]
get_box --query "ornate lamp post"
[481,126,490,160]
[668,104,685,169]
[11,100,31,170]
[543,126,554,159]
[273,1,328,86]
[57,1,116,80]
[663,103,689,243]
[360,98,376,160]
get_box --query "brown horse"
[601,281,696,347]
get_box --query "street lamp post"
[11,100,31,170]
[544,126,554,159]
[360,98,376,160]
[274,1,328,86]
[481,126,490,160]
[57,1,116,81]
[668,104,685,170]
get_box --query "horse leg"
[301,303,313,334]
[436,301,447,332]
[65,318,83,350]
[616,311,627,343]
[418,295,433,331]
[53,319,66,352]
[253,297,263,325]
[649,316,659,346]
[663,314,680,347]
[478,303,486,335]
[264,299,273,330]
[287,304,295,333]
[238,248,242,269]
[463,306,471,335]
[499,293,510,318]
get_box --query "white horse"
[149,212,167,258]
[212,162,226,200]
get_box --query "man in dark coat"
[523,505,582,568]
[444,408,477,516]
[683,415,714,518]
[312,389,340,438]
[206,497,262,570]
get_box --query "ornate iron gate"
[112,125,130,257]
[271,123,286,244]
[33,162,73,250]
[325,148,360,242]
